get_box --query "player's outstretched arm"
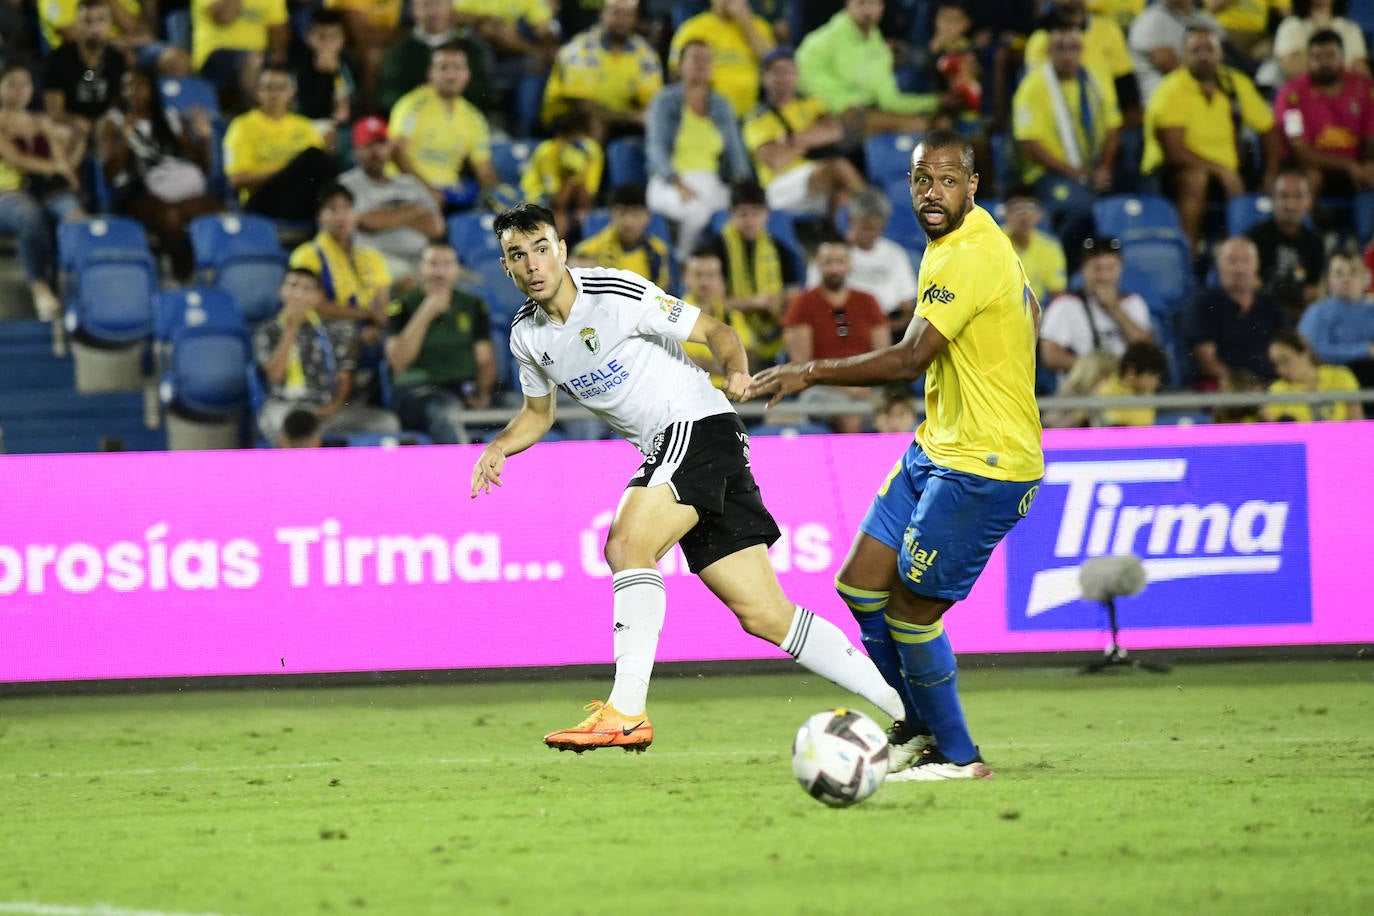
[747,316,950,408]
[470,393,556,498]
[690,311,753,401]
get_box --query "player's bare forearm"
[471,395,555,498]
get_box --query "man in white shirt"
[807,185,919,342]
[470,203,904,754]
[1039,235,1157,387]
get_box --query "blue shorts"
[860,442,1041,602]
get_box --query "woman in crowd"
[1262,329,1364,421]
[0,64,86,330]
[97,69,224,281]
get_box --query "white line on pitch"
[0,902,229,916]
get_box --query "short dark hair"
[1005,182,1041,203]
[309,8,346,29]
[493,203,558,242]
[259,63,295,84]
[1308,28,1344,51]
[729,179,768,209]
[1119,341,1170,378]
[433,40,470,59]
[549,109,590,136]
[1271,329,1316,361]
[686,244,722,263]
[316,182,354,212]
[77,0,110,11]
[284,266,322,286]
[281,408,322,446]
[913,127,976,176]
[609,184,647,209]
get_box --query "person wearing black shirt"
[1244,167,1326,323]
[42,0,126,138]
[1187,235,1290,387]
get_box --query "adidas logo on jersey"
[540,351,554,367]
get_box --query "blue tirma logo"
[1005,444,1312,630]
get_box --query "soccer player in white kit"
[470,204,903,752]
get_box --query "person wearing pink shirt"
[1274,27,1374,197]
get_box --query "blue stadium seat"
[154,287,244,344]
[58,217,150,273]
[1092,194,1183,242]
[466,262,528,326]
[1227,193,1273,237]
[447,211,502,266]
[68,258,159,344]
[510,72,549,138]
[987,131,1018,195]
[605,136,648,189]
[189,213,283,274]
[491,140,537,187]
[158,76,221,120]
[863,132,921,185]
[162,325,251,417]
[216,257,288,325]
[1121,236,1195,317]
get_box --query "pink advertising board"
[1,421,1370,683]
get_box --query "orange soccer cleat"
[543,700,654,753]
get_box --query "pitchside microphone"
[1077,554,1169,674]
[1078,555,1147,603]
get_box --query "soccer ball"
[791,708,890,807]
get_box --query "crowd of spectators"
[1,0,1372,450]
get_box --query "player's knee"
[734,600,792,644]
[602,530,652,572]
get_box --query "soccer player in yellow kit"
[750,128,1044,780]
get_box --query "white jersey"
[509,267,734,454]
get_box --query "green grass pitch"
[2,659,1371,915]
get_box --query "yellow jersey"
[1213,0,1288,35]
[289,232,393,312]
[914,205,1044,482]
[222,109,323,202]
[1141,65,1274,174]
[455,0,553,27]
[1024,13,1134,84]
[519,136,604,204]
[1009,228,1068,305]
[41,0,142,50]
[542,27,663,123]
[668,11,775,118]
[571,224,672,291]
[742,96,829,187]
[1266,365,1360,422]
[324,0,401,30]
[1012,65,1122,183]
[388,86,492,187]
[1095,375,1155,427]
[191,0,288,70]
[1087,0,1145,29]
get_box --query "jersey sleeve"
[511,327,554,398]
[629,277,702,343]
[915,246,985,342]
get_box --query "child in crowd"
[872,385,919,433]
[1094,341,1170,427]
[519,111,604,240]
[569,184,672,290]
[1262,330,1364,422]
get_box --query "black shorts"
[627,412,781,574]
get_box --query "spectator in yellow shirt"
[1024,0,1140,114]
[289,183,393,341]
[1094,340,1171,426]
[519,111,604,239]
[222,65,337,221]
[677,246,756,385]
[192,0,290,112]
[1263,328,1364,420]
[1142,24,1280,247]
[998,184,1068,305]
[388,41,510,212]
[541,0,663,142]
[668,0,776,118]
[569,184,672,290]
[742,47,866,220]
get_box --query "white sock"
[781,607,905,721]
[606,569,666,716]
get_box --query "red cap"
[351,116,388,147]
